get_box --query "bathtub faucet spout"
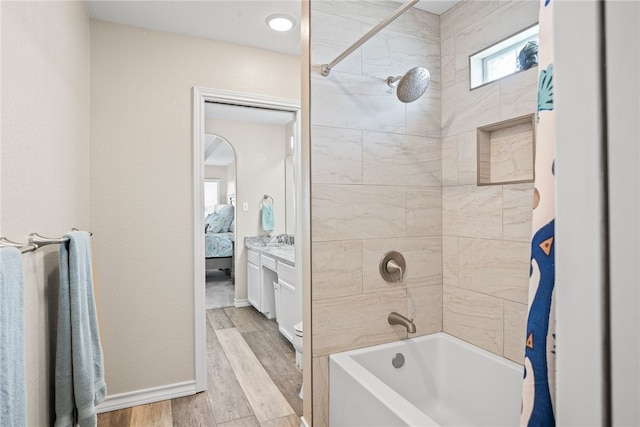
[388,312,416,333]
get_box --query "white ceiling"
[85,0,459,57]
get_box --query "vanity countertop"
[246,242,295,266]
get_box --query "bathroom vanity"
[246,241,297,343]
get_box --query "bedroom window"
[204,179,220,217]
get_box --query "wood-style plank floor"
[97,306,302,426]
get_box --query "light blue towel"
[0,247,26,426]
[55,231,106,427]
[262,205,275,232]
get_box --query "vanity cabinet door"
[278,279,296,343]
[247,253,260,310]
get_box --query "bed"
[205,204,235,274]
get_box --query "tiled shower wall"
[440,0,539,364]
[309,0,539,424]
[310,2,442,425]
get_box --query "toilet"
[293,322,303,400]
[293,321,303,369]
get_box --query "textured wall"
[89,19,300,396]
[309,1,443,424]
[1,2,90,424]
[440,0,538,364]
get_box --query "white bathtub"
[329,332,522,426]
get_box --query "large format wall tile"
[458,237,530,304]
[503,183,534,242]
[311,72,405,133]
[500,68,538,120]
[405,7,440,43]
[312,184,406,241]
[440,1,500,40]
[441,135,458,185]
[440,36,456,89]
[408,285,443,336]
[504,300,528,364]
[312,240,363,300]
[311,125,362,184]
[362,237,442,292]
[442,80,501,138]
[312,356,329,427]
[442,185,502,239]
[312,290,407,356]
[310,10,363,75]
[363,131,440,186]
[406,87,442,139]
[406,187,442,237]
[443,285,504,355]
[312,0,405,34]
[442,236,459,286]
[457,131,477,185]
[362,27,440,83]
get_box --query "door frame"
[192,87,301,391]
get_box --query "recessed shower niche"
[477,114,536,185]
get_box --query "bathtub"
[329,332,522,426]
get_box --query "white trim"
[234,298,251,308]
[300,416,310,427]
[193,86,301,393]
[96,381,196,413]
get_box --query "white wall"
[89,19,300,398]
[1,2,90,424]
[205,118,287,302]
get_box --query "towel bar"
[28,229,93,248]
[0,237,38,253]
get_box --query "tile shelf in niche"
[477,114,535,186]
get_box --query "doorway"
[192,87,302,403]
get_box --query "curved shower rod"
[320,0,420,77]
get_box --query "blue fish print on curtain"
[537,64,554,120]
[523,220,556,426]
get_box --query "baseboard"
[300,415,310,427]
[96,381,196,413]
[234,298,251,307]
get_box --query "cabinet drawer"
[261,254,277,272]
[248,250,260,265]
[277,261,296,285]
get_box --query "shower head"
[387,67,430,103]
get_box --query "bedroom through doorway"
[204,133,236,309]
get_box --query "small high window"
[470,24,539,89]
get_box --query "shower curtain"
[520,0,556,425]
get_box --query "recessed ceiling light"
[266,14,296,32]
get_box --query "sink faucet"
[388,312,416,333]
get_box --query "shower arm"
[320,0,420,77]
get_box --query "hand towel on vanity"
[0,247,27,426]
[55,231,106,427]
[262,205,275,232]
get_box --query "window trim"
[469,23,539,90]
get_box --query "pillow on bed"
[206,205,234,233]
[229,219,235,233]
[205,212,216,232]
[217,205,235,232]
